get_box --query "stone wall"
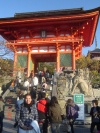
[52,69,100,116]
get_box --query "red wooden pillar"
[27,52,31,77]
[56,44,60,72]
[72,47,75,70]
[13,52,17,76]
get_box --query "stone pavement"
[74,125,90,133]
[2,118,95,133]
[2,91,93,133]
[3,119,17,133]
[61,124,92,133]
[2,88,98,133]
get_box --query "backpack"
[67,104,79,119]
[37,100,47,113]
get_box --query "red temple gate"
[0,7,100,76]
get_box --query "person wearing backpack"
[90,99,100,133]
[66,99,79,133]
[37,91,49,133]
[49,96,62,133]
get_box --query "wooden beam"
[11,44,17,52]
[27,52,31,77]
[56,43,60,72]
[13,52,17,76]
[72,43,76,70]
[27,44,31,52]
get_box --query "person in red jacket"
[37,91,49,133]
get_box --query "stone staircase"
[4,91,17,120]
[93,88,100,98]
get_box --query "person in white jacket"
[32,74,38,90]
[23,79,30,90]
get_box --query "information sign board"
[73,94,84,120]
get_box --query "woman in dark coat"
[49,96,62,133]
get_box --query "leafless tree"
[0,36,13,59]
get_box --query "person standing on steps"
[37,91,49,133]
[49,96,62,133]
[14,93,24,128]
[16,93,39,133]
[66,99,79,133]
[32,74,38,90]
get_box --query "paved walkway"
[2,118,94,133]
[3,119,17,133]
[2,89,98,133]
[61,124,92,133]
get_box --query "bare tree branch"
[0,36,14,59]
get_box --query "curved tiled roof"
[0,7,100,47]
[90,48,100,53]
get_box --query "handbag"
[31,120,40,133]
[18,120,40,133]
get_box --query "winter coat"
[90,106,100,123]
[49,103,62,123]
[32,77,38,86]
[37,99,48,120]
[66,104,79,120]
[16,103,38,127]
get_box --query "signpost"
[73,94,84,121]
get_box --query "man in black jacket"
[90,99,100,133]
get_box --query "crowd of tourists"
[0,90,100,133]
[0,69,100,133]
[9,69,52,93]
[12,91,80,133]
[13,94,100,133]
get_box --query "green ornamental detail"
[17,55,28,68]
[60,53,72,67]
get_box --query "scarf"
[24,101,33,113]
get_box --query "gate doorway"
[31,53,56,74]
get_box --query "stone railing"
[2,89,10,99]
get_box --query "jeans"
[51,123,61,133]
